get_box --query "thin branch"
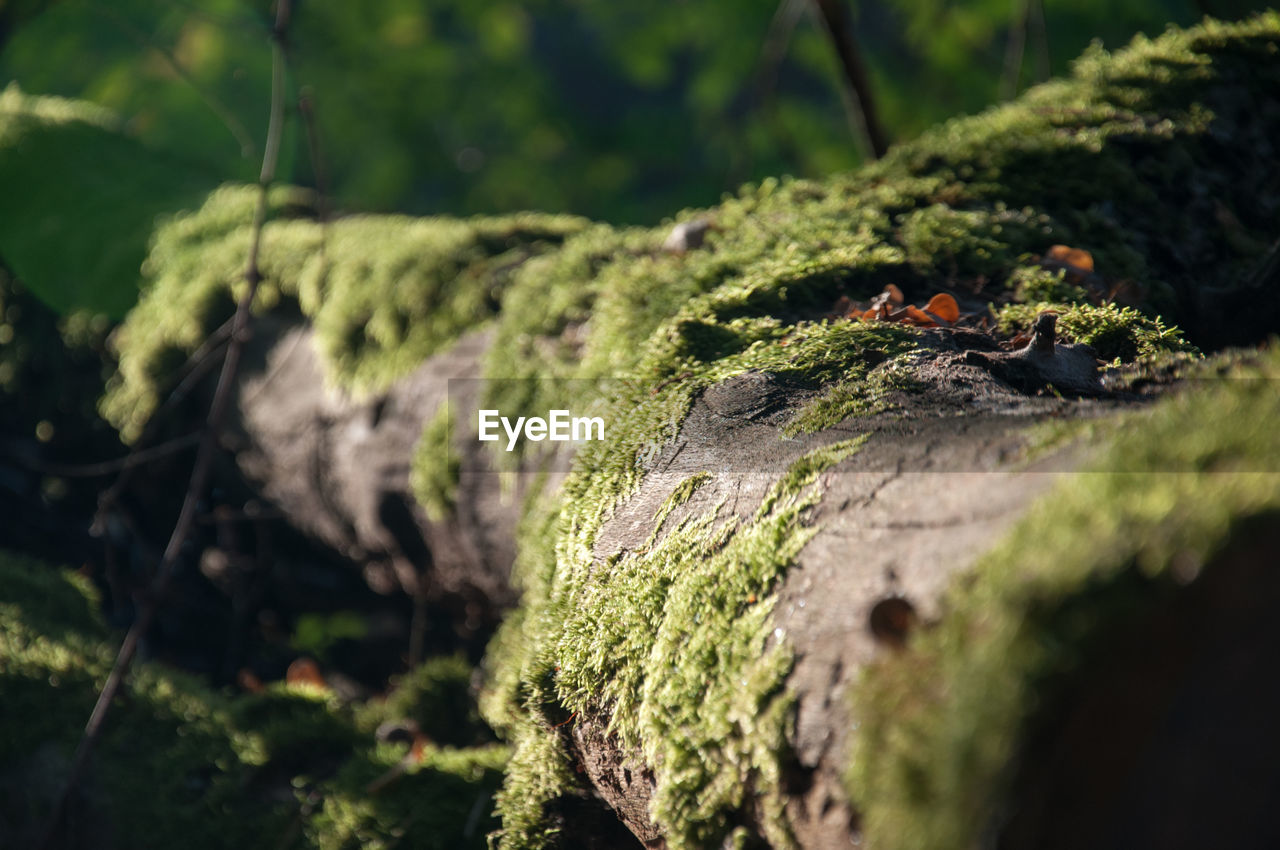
[297,87,332,230]
[742,0,808,179]
[1029,0,1050,84]
[11,431,200,478]
[1001,0,1031,100]
[806,0,889,160]
[39,3,294,846]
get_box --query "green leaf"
[0,84,219,317]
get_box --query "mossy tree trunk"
[5,13,1278,850]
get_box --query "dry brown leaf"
[923,292,960,324]
[902,305,936,326]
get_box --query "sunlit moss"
[489,437,867,850]
[995,300,1196,362]
[103,185,587,442]
[411,402,463,523]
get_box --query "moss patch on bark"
[103,185,586,442]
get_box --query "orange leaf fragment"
[923,293,959,324]
[902,305,937,326]
[1046,244,1094,272]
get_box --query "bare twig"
[93,320,230,516]
[1029,0,1050,84]
[741,0,808,180]
[13,431,201,477]
[806,0,889,159]
[1001,0,1031,100]
[754,0,806,115]
[297,87,331,231]
[39,3,295,846]
[1002,0,1049,100]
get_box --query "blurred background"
[2,0,1264,227]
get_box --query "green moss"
[782,351,922,437]
[896,203,1046,280]
[1007,265,1091,304]
[485,15,1280,847]
[649,471,712,541]
[995,300,1197,362]
[0,551,286,845]
[355,654,491,748]
[104,184,587,442]
[305,742,507,850]
[490,438,866,850]
[846,344,1280,850]
[411,401,463,522]
[483,13,1279,423]
[0,551,506,848]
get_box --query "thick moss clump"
[0,552,286,845]
[846,344,1280,850]
[485,440,868,849]
[482,14,1280,849]
[104,185,587,442]
[994,301,1196,362]
[0,552,506,849]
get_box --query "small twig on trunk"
[1029,0,1050,84]
[743,0,808,179]
[1002,0,1049,100]
[807,0,889,160]
[14,431,201,478]
[39,3,294,846]
[297,87,332,234]
[1001,0,1031,100]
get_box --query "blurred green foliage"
[0,549,507,849]
[0,85,218,317]
[0,0,1269,317]
[1,0,1254,234]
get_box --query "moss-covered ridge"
[484,12,1277,426]
[104,185,587,442]
[0,552,506,849]
[481,14,1279,848]
[847,343,1280,850]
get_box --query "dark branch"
[808,0,889,160]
